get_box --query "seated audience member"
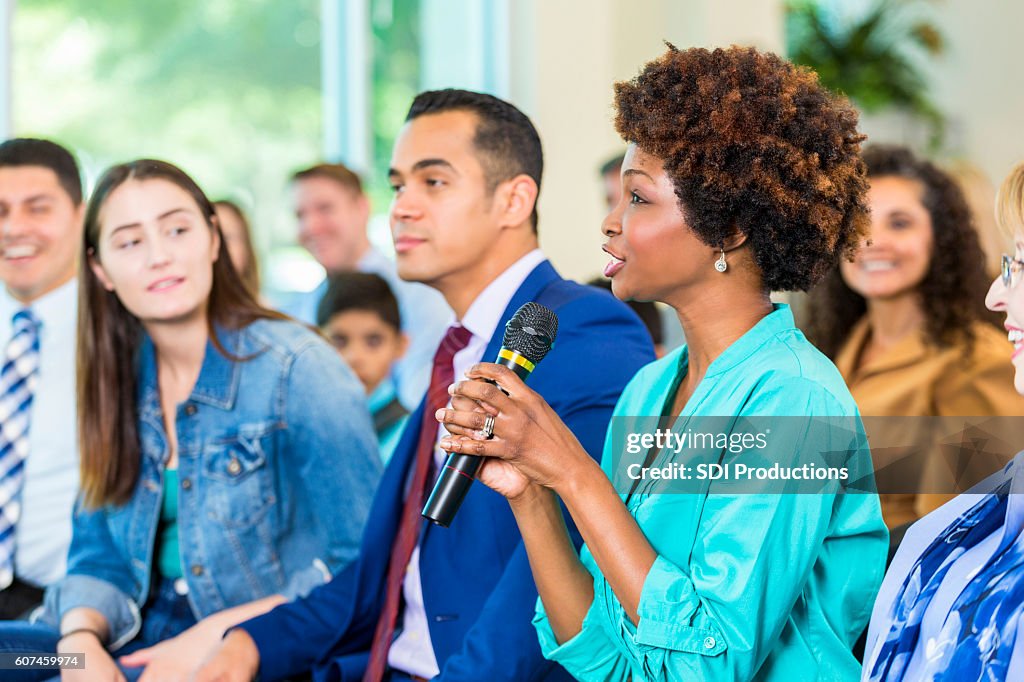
[0,139,83,619]
[318,271,410,464]
[437,45,887,681]
[196,89,654,682]
[587,276,665,357]
[807,145,1024,530]
[863,161,1024,681]
[0,159,381,681]
[213,199,261,297]
[286,161,451,409]
[598,153,626,213]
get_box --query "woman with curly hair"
[434,45,887,681]
[806,145,1024,530]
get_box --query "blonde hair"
[996,162,1024,240]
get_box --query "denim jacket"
[36,318,382,648]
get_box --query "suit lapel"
[479,260,560,364]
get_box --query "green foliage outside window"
[785,0,947,148]
[368,0,421,213]
[13,0,323,293]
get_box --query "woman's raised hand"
[435,362,591,498]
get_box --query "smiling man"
[196,90,654,682]
[0,138,84,618]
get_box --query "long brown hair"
[213,199,262,296]
[77,159,288,508]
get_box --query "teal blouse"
[532,304,888,681]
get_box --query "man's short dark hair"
[317,272,402,331]
[0,138,83,205]
[599,153,625,177]
[405,89,543,231]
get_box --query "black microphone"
[422,302,559,527]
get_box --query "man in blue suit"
[196,89,653,682]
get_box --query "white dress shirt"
[0,279,79,587]
[388,249,546,678]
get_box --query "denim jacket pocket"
[202,422,278,528]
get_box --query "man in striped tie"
[0,138,83,619]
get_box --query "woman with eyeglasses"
[806,145,1024,531]
[862,160,1024,681]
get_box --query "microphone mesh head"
[503,302,558,365]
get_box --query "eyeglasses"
[1002,254,1024,288]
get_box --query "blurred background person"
[0,138,83,620]
[806,144,1024,531]
[286,162,450,410]
[598,152,625,213]
[213,199,261,298]
[862,160,1024,682]
[317,271,409,464]
[0,159,381,681]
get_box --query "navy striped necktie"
[0,309,41,589]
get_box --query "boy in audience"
[318,272,410,464]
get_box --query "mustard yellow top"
[835,318,1024,527]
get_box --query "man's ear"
[73,201,86,230]
[354,192,372,225]
[495,174,538,229]
[88,252,116,292]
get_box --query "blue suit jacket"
[242,261,655,681]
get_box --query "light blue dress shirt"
[532,304,888,681]
[0,279,79,588]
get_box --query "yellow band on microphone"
[498,348,535,373]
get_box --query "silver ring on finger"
[480,414,496,440]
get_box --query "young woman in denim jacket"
[0,160,382,681]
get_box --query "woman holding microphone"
[436,45,888,681]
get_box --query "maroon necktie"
[363,324,473,682]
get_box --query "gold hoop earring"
[715,248,728,273]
